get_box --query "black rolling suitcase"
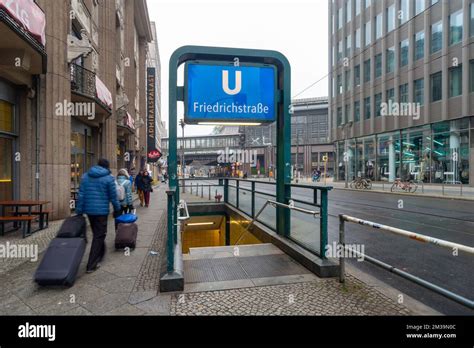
[34,238,86,287]
[56,215,87,241]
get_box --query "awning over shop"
[125,112,135,130]
[95,76,113,109]
[0,0,46,46]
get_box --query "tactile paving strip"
[184,254,308,284]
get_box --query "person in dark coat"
[76,159,121,273]
[134,170,144,207]
[141,170,154,207]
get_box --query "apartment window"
[337,74,343,94]
[471,60,474,92]
[386,46,395,73]
[430,71,442,102]
[449,10,463,46]
[355,0,361,16]
[431,21,443,53]
[346,0,352,23]
[365,0,370,9]
[365,21,371,47]
[375,93,382,117]
[364,96,371,119]
[345,70,351,92]
[471,4,474,37]
[338,8,343,29]
[337,107,343,126]
[387,4,396,32]
[375,53,382,78]
[386,88,395,102]
[414,78,424,106]
[415,0,424,16]
[364,59,371,82]
[354,100,360,122]
[449,65,462,97]
[355,28,361,49]
[414,31,425,60]
[338,40,343,61]
[400,39,409,67]
[354,64,361,87]
[431,0,439,4]
[375,13,383,39]
[399,83,408,103]
[345,104,351,123]
[400,0,409,24]
[346,34,352,56]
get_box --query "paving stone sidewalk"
[0,185,170,315]
[0,184,416,316]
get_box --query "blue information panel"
[184,61,277,124]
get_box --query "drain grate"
[184,254,308,284]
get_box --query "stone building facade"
[0,0,154,220]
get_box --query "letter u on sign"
[222,70,242,95]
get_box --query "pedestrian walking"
[117,169,134,214]
[135,170,145,207]
[141,170,154,208]
[75,159,122,273]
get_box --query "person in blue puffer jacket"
[117,168,134,214]
[76,159,121,273]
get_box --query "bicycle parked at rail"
[391,178,418,193]
[350,177,372,190]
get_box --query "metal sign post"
[168,45,291,238]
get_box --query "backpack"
[116,180,126,201]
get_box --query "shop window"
[0,100,13,133]
[0,137,13,201]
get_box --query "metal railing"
[177,177,332,258]
[70,63,96,98]
[235,199,320,245]
[338,214,474,309]
[225,178,331,258]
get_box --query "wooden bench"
[0,216,37,238]
[14,210,53,229]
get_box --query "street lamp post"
[179,119,185,178]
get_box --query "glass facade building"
[329,0,474,186]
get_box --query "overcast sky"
[146,0,329,136]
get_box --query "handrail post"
[339,214,345,283]
[320,188,328,259]
[224,179,228,203]
[166,189,175,273]
[251,181,256,218]
[313,188,318,206]
[236,180,240,209]
[182,179,185,193]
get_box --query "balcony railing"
[70,63,95,99]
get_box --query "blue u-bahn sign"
[184,61,277,124]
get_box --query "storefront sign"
[147,67,161,163]
[0,0,46,46]
[184,61,277,124]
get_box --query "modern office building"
[329,0,474,185]
[0,0,154,220]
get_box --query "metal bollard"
[208,186,211,201]
[201,185,204,198]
